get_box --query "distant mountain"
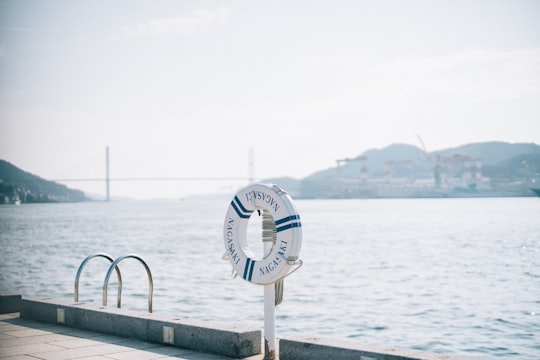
[3,141,539,202]
[265,141,540,198]
[0,160,89,203]
[432,142,540,165]
[304,141,540,180]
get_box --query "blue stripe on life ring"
[243,258,255,281]
[232,196,253,219]
[275,214,301,225]
[275,214,302,233]
[276,221,302,233]
[276,215,302,232]
[248,260,255,281]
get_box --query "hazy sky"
[1,0,539,198]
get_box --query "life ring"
[223,183,302,285]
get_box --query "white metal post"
[264,282,276,359]
[262,210,277,360]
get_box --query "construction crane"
[336,155,367,166]
[416,134,432,165]
[416,134,441,188]
[336,156,368,184]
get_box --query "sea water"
[0,197,538,359]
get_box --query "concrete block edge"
[19,297,261,358]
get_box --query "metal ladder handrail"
[74,253,123,308]
[102,254,154,313]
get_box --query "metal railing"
[103,254,154,313]
[74,253,153,313]
[75,253,122,308]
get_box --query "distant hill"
[432,142,540,165]
[3,141,539,202]
[264,141,540,198]
[0,160,89,203]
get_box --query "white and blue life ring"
[223,183,302,285]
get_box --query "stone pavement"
[0,313,264,360]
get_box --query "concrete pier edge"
[16,296,261,358]
[279,337,477,360]
[1,293,476,359]
[0,292,21,314]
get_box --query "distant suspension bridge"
[53,147,257,201]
